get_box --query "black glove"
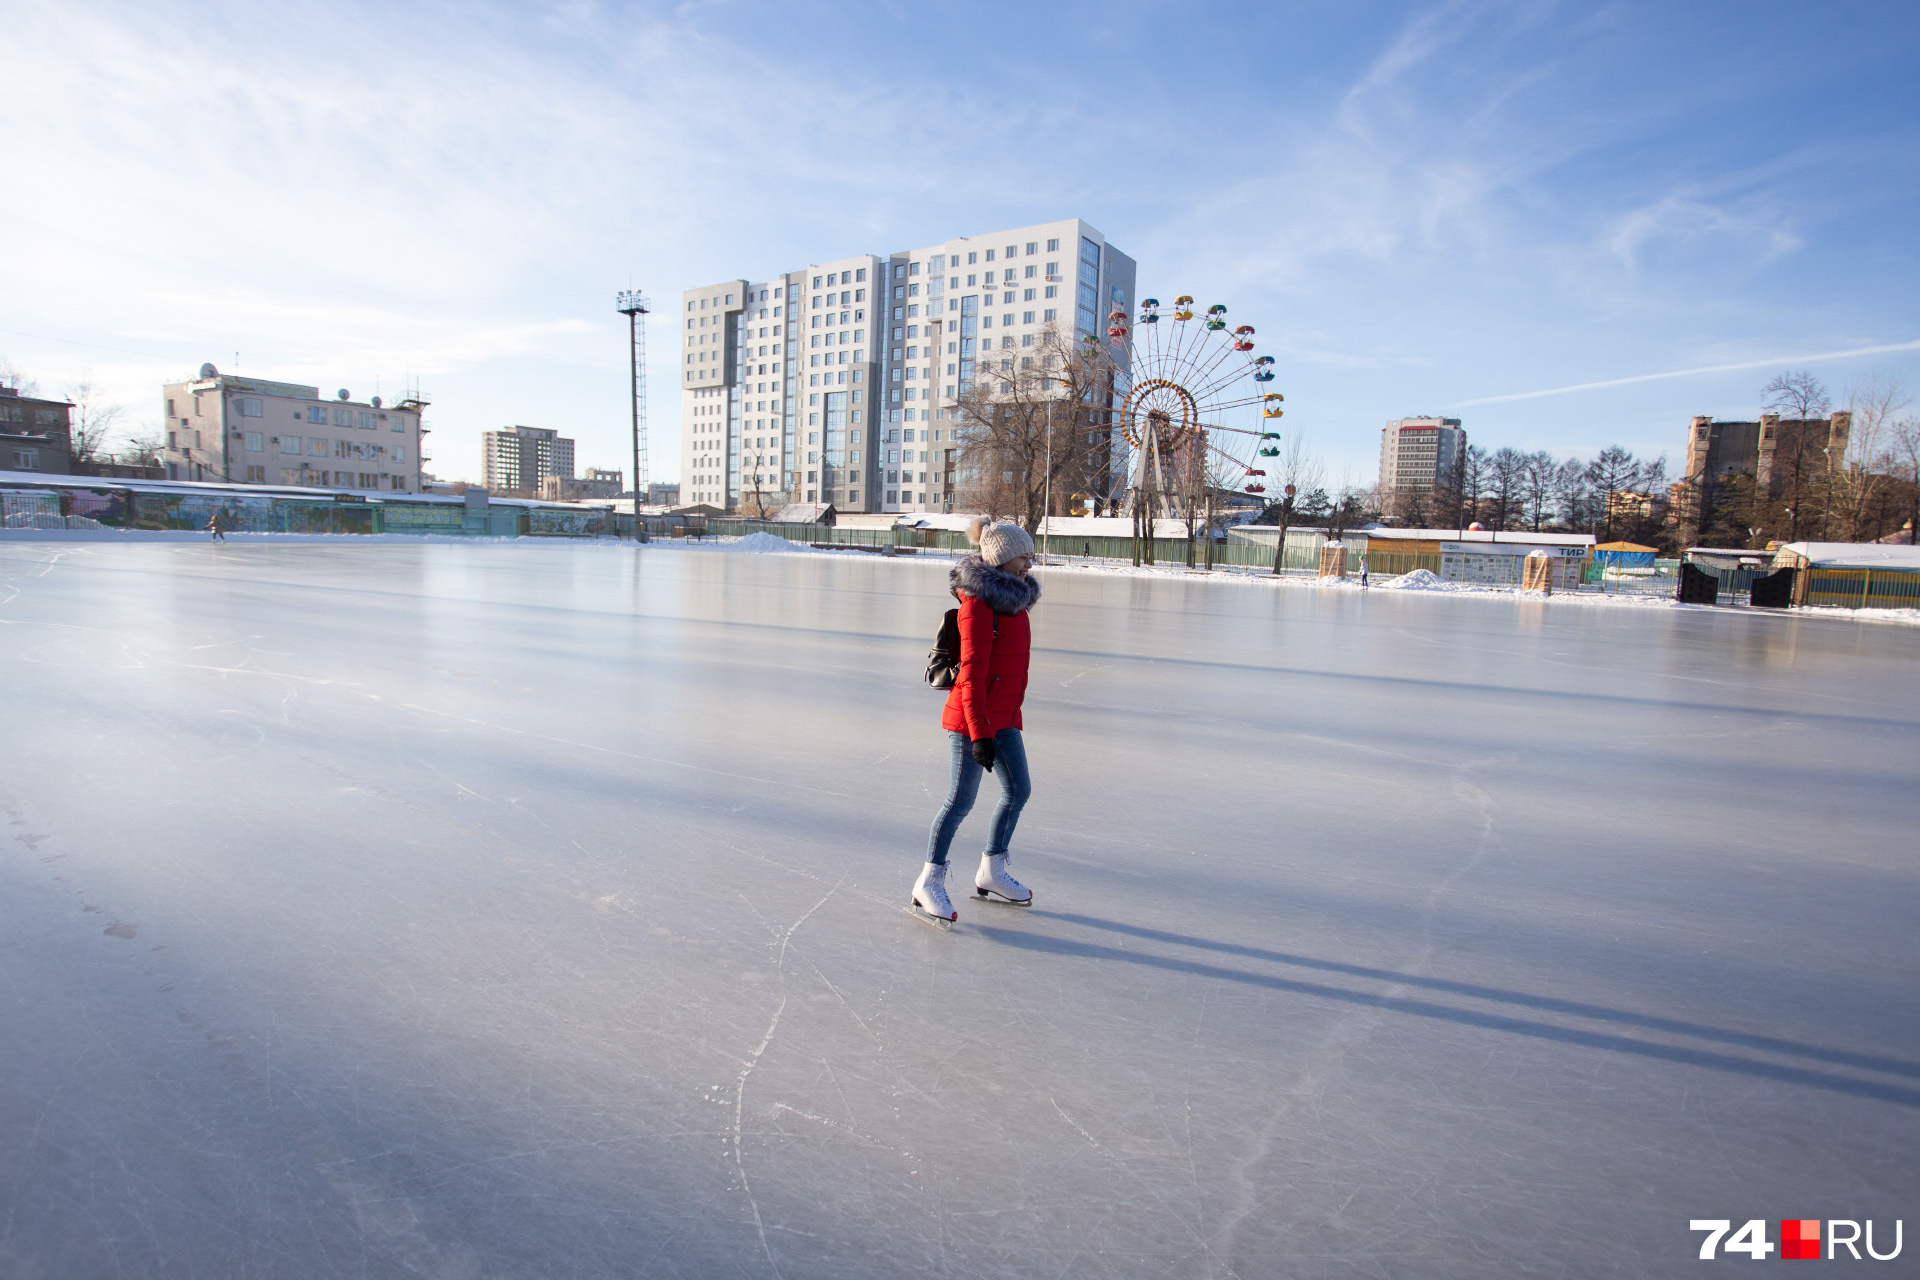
[971,738,996,772]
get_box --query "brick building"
[0,388,73,474]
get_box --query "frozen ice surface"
[2,538,1916,1278]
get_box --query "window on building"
[308,406,325,423]
[1044,308,1057,322]
[245,431,264,451]
[984,249,995,261]
[281,435,301,453]
[967,252,977,264]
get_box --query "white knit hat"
[968,514,1035,567]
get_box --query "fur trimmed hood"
[951,553,1041,614]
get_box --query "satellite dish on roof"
[337,389,350,401]
[199,362,219,378]
[372,396,382,409]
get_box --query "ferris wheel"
[1083,295,1283,521]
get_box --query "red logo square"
[1781,1219,1821,1260]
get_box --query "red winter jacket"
[941,555,1039,739]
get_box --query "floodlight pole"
[616,290,651,540]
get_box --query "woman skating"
[910,516,1040,924]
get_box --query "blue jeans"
[926,728,1031,865]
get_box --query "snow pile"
[1378,568,1454,591]
[729,531,800,554]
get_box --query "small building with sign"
[1362,528,1594,589]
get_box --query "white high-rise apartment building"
[678,218,1135,514]
[1379,416,1466,513]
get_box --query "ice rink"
[2,537,1916,1278]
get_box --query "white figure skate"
[907,861,958,928]
[974,853,1032,905]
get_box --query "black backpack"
[924,607,995,690]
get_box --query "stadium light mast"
[616,291,651,538]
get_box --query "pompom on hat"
[967,514,1036,567]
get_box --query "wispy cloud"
[1449,340,1920,407]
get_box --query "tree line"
[1265,371,1917,552]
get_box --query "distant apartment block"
[1379,416,1466,519]
[483,426,575,496]
[679,218,1135,515]
[0,387,73,474]
[540,468,621,502]
[160,365,426,491]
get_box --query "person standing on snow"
[910,515,1040,923]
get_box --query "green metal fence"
[632,518,1453,577]
[1804,568,1920,610]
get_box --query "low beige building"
[161,365,426,491]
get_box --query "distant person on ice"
[910,516,1039,923]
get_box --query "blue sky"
[4,0,1916,488]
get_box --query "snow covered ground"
[2,537,1916,1278]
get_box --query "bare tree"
[1519,451,1557,531]
[1456,445,1490,530]
[953,323,1114,533]
[1830,374,1908,541]
[66,376,125,465]
[1757,370,1836,539]
[1253,433,1324,522]
[1550,458,1587,531]
[1891,415,1920,545]
[0,356,38,397]
[1584,446,1646,542]
[1761,370,1832,422]
[737,484,781,520]
[1316,472,1375,543]
[1486,447,1528,532]
[118,426,164,469]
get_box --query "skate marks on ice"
[729,873,850,1277]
